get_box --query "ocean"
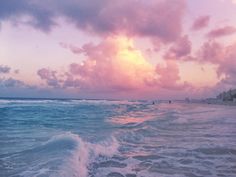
[0,99,235,177]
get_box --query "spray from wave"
[48,132,119,177]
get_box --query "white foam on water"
[0,99,55,104]
[50,132,119,177]
[69,99,141,105]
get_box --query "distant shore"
[203,100,236,106]
[203,88,236,106]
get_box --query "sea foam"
[50,132,119,177]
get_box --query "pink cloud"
[39,36,195,98]
[197,41,236,87]
[171,39,236,92]
[164,35,192,59]
[198,41,225,64]
[64,37,156,92]
[59,42,84,54]
[155,60,190,90]
[1,0,187,44]
[37,68,61,88]
[206,26,236,38]
[217,44,236,86]
[64,0,186,43]
[41,37,157,94]
[192,15,210,31]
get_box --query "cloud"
[198,41,225,64]
[0,77,67,98]
[63,0,186,42]
[0,65,11,74]
[37,68,62,88]
[206,26,236,38]
[197,40,236,87]
[192,15,210,31]
[164,35,192,59]
[217,43,236,86]
[64,36,157,92]
[59,42,84,54]
[166,39,236,91]
[0,77,29,88]
[155,60,190,90]
[14,69,20,74]
[40,36,194,98]
[0,0,186,42]
[0,0,56,32]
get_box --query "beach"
[0,99,236,177]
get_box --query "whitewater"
[0,99,235,177]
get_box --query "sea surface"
[0,99,236,177]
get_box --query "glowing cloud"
[65,36,157,92]
[1,0,236,99]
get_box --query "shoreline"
[202,100,236,106]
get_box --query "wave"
[69,99,142,105]
[0,99,55,104]
[52,132,119,177]
[0,99,143,106]
[16,132,119,177]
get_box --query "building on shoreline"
[216,89,236,102]
[205,89,236,104]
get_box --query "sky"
[0,0,236,99]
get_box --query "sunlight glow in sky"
[0,0,236,99]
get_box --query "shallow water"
[0,99,236,177]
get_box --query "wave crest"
[50,132,119,177]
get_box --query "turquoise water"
[0,99,236,177]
